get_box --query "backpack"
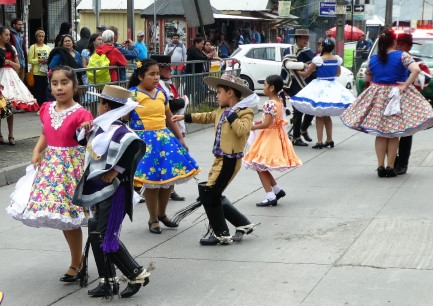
[86,52,111,85]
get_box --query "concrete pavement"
[2,100,433,305]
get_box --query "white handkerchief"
[384,87,401,116]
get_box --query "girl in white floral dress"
[7,66,93,282]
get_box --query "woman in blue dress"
[291,39,355,149]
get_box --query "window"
[246,47,276,61]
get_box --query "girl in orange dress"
[243,75,302,207]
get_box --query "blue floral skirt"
[134,128,201,188]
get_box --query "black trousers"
[292,106,314,139]
[33,75,48,107]
[89,191,142,279]
[200,156,250,236]
[398,136,412,167]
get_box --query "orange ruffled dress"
[243,100,302,171]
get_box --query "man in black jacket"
[75,27,91,53]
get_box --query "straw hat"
[88,85,132,104]
[204,73,253,97]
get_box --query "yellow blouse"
[132,89,169,131]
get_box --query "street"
[2,98,433,305]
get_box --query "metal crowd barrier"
[74,58,241,117]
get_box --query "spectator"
[356,33,372,60]
[164,33,187,75]
[135,31,148,60]
[203,40,221,72]
[96,25,107,36]
[54,22,72,47]
[94,30,127,82]
[325,30,336,45]
[276,35,282,43]
[28,29,51,109]
[81,33,103,67]
[315,37,324,55]
[108,25,139,80]
[252,28,261,44]
[9,18,27,80]
[75,27,91,53]
[218,34,231,58]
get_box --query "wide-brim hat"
[295,29,310,37]
[204,73,253,97]
[397,33,422,46]
[87,85,132,104]
[150,54,171,66]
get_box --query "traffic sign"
[353,4,364,13]
[346,4,352,12]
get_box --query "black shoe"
[88,279,119,297]
[396,165,408,175]
[323,141,334,148]
[386,166,397,177]
[292,138,308,146]
[60,266,81,283]
[199,234,233,246]
[158,215,178,228]
[312,142,323,149]
[377,166,386,178]
[148,221,162,234]
[170,191,185,201]
[301,131,312,142]
[256,198,277,207]
[120,271,150,298]
[275,189,286,200]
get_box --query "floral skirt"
[19,146,93,230]
[0,67,38,111]
[290,79,355,117]
[243,126,303,171]
[341,83,433,138]
[134,128,201,188]
[0,95,12,119]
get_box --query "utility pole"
[127,0,134,40]
[336,0,346,58]
[385,0,393,27]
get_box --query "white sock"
[266,192,276,200]
[272,185,281,194]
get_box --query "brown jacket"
[186,107,253,155]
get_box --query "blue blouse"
[369,50,414,84]
[48,49,82,69]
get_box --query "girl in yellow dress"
[243,75,302,207]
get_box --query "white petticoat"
[290,79,355,117]
[0,67,38,111]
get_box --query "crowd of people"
[2,19,433,300]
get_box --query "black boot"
[88,278,119,297]
[108,241,151,298]
[397,136,412,175]
[221,196,256,242]
[198,183,232,246]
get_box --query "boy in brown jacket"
[173,73,259,245]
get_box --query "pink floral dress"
[18,102,93,230]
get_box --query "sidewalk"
[3,101,433,305]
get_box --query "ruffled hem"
[134,168,201,189]
[18,209,90,230]
[290,100,348,116]
[243,159,302,172]
[341,117,433,138]
[13,101,39,112]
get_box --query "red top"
[95,44,127,82]
[40,101,93,147]
[2,47,17,69]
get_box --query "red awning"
[0,0,16,4]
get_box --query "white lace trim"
[49,102,82,130]
[47,145,81,150]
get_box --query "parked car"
[356,28,433,100]
[226,43,355,91]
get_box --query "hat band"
[100,92,128,104]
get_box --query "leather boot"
[198,183,232,245]
[88,278,119,297]
[108,241,150,298]
[88,220,116,280]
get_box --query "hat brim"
[87,91,127,104]
[204,76,253,97]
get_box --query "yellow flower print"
[150,167,156,173]
[160,151,166,157]
[161,169,167,175]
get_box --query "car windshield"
[230,48,242,57]
[370,36,433,66]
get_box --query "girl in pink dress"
[7,66,93,282]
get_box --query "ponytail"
[377,29,396,63]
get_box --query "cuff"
[113,165,125,174]
[184,113,192,123]
[227,112,238,124]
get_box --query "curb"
[0,162,30,188]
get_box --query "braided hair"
[128,59,159,88]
